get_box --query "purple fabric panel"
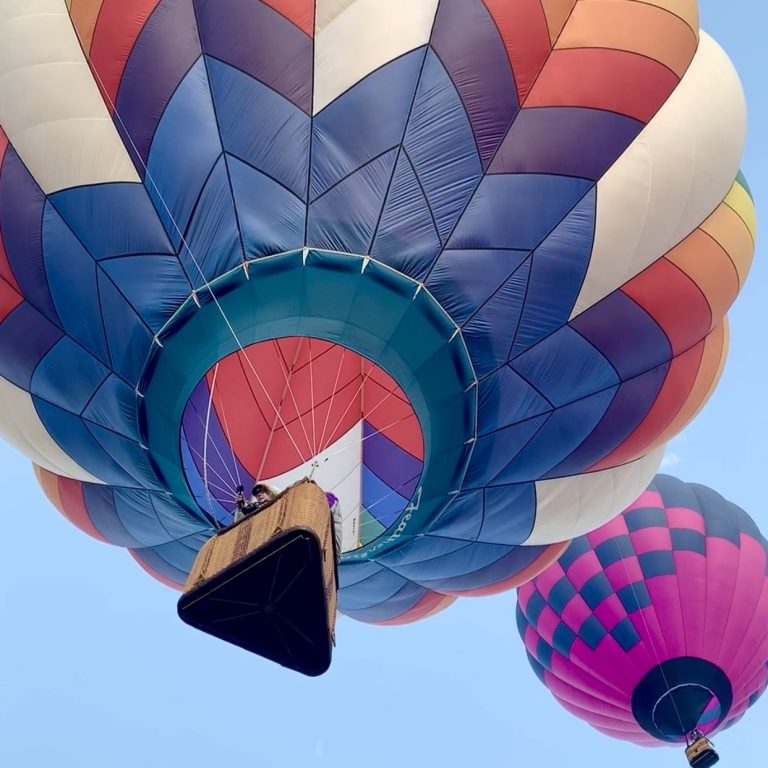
[431,0,519,169]
[362,421,422,499]
[195,0,312,113]
[545,366,668,477]
[571,291,672,380]
[0,149,59,324]
[115,0,202,166]
[0,302,62,390]
[490,107,644,180]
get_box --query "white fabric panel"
[0,1,139,194]
[263,421,362,552]
[0,375,104,483]
[571,33,746,318]
[313,0,439,114]
[523,446,665,545]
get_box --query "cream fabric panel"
[0,375,104,483]
[570,33,746,318]
[314,0,439,114]
[0,0,139,194]
[524,445,665,545]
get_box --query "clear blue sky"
[1,3,766,766]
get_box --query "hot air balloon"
[0,1,754,634]
[516,475,768,765]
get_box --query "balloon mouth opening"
[631,657,733,743]
[179,335,425,552]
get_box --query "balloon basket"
[178,480,338,676]
[685,736,719,767]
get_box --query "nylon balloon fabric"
[516,475,768,746]
[0,2,755,624]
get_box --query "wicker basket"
[178,480,338,676]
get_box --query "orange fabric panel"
[262,0,315,35]
[57,475,110,543]
[129,550,184,590]
[622,258,711,356]
[525,48,679,122]
[483,0,552,102]
[540,0,578,44]
[700,202,756,287]
[89,0,163,110]
[34,465,64,512]
[590,340,705,470]
[648,322,727,451]
[371,590,456,625]
[639,0,699,35]
[665,229,740,334]
[556,0,697,78]
[67,0,106,53]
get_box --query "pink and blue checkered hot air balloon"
[517,475,768,760]
[0,2,755,625]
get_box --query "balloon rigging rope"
[202,362,220,525]
[613,537,688,738]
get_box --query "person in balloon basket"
[233,482,279,523]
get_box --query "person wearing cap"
[233,482,279,523]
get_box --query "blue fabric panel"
[181,155,243,286]
[50,184,174,260]
[426,248,529,327]
[488,388,617,484]
[371,152,442,281]
[338,563,412,609]
[578,615,608,650]
[340,580,430,623]
[448,174,593,251]
[228,155,306,257]
[144,491,213,541]
[461,257,531,377]
[308,149,398,254]
[549,577,577,615]
[536,638,554,671]
[428,490,484,541]
[362,465,407,528]
[196,0,312,113]
[180,436,232,526]
[639,551,676,578]
[464,413,550,488]
[527,651,548,684]
[338,558,388,590]
[82,375,141,440]
[610,617,641,651]
[475,364,552,436]
[431,0,519,168]
[580,572,613,610]
[480,483,537,544]
[651,474,700,511]
[85,421,161,489]
[511,188,597,356]
[0,149,59,324]
[626,506,669,531]
[97,273,154,386]
[135,532,209,574]
[0,303,62,390]
[553,622,577,656]
[512,326,619,408]
[310,49,425,198]
[692,483,743,546]
[146,57,221,249]
[132,546,189,586]
[362,420,422,501]
[523,590,546,626]
[111,488,176,547]
[99,254,192,333]
[516,602,529,636]
[31,338,109,414]
[670,529,707,555]
[82,484,143,547]
[207,58,310,199]
[558,537,592,571]
[595,535,634,568]
[403,49,483,241]
[617,582,652,614]
[42,203,110,363]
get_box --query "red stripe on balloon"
[129,550,184,590]
[261,0,315,36]
[57,476,110,544]
[0,130,23,322]
[370,591,456,626]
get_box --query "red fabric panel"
[483,0,552,102]
[371,590,456,625]
[0,132,22,319]
[89,0,163,110]
[622,258,711,356]
[590,340,705,470]
[57,476,110,543]
[525,48,679,122]
[262,0,315,35]
[129,550,184,590]
[364,369,423,460]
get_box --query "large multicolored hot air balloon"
[0,2,755,624]
[516,475,768,754]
